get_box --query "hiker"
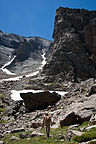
[42,113,52,138]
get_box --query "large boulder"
[60,112,83,127]
[60,112,91,127]
[20,91,61,111]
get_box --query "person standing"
[42,113,52,138]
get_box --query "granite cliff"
[43,7,96,82]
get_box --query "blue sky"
[0,0,96,41]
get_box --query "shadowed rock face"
[20,91,61,111]
[43,7,96,82]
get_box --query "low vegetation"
[74,121,90,131]
[73,128,96,142]
[0,120,8,124]
[0,93,7,123]
[88,141,96,144]
[1,120,96,144]
[0,93,6,99]
[0,126,77,144]
[0,108,6,113]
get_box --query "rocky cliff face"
[0,31,23,67]
[43,7,96,82]
[6,37,52,74]
[0,31,52,74]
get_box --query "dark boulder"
[60,112,90,127]
[20,91,61,111]
[31,121,41,128]
[19,133,29,139]
[11,128,25,133]
[89,84,96,96]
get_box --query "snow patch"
[25,71,39,78]
[11,89,68,101]
[39,52,46,70]
[0,50,46,82]
[57,18,63,24]
[1,56,16,75]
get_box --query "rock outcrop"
[43,7,96,82]
[20,91,61,111]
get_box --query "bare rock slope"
[0,31,52,75]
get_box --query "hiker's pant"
[46,125,50,138]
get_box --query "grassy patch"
[73,128,96,142]
[51,126,68,138]
[0,108,6,112]
[81,121,90,127]
[0,94,6,101]
[74,121,90,132]
[61,84,68,88]
[1,132,63,144]
[0,94,6,98]
[1,118,92,144]
[88,141,96,144]
[0,126,78,144]
[0,120,8,124]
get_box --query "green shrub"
[0,108,6,112]
[88,141,96,144]
[0,94,6,102]
[73,128,96,142]
[0,120,8,123]
[0,94,6,98]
